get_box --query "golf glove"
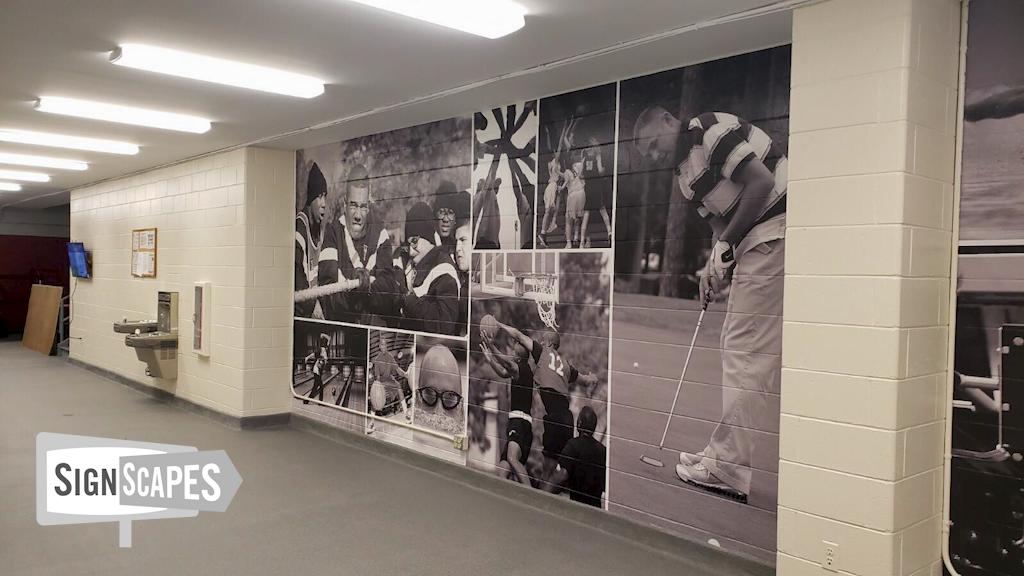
[709,241,735,282]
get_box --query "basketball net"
[515,273,558,330]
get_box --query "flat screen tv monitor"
[68,242,91,279]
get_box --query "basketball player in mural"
[544,405,607,508]
[294,162,328,317]
[579,135,612,248]
[633,109,787,503]
[490,321,600,489]
[479,331,535,486]
[318,164,391,325]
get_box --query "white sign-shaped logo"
[36,433,242,547]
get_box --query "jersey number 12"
[547,351,565,378]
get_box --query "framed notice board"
[131,228,157,278]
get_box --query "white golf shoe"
[675,462,748,503]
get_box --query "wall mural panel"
[292,46,790,565]
[949,2,1024,575]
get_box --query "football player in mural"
[544,405,606,508]
[294,162,328,317]
[479,330,535,486]
[402,202,463,336]
[492,321,600,488]
[634,108,787,503]
[318,164,391,325]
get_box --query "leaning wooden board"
[22,284,63,355]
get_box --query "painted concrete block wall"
[0,205,70,238]
[778,0,959,574]
[69,147,294,418]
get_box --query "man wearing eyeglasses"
[432,180,459,257]
[401,202,463,336]
[632,108,786,504]
[318,164,391,325]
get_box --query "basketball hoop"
[515,273,558,329]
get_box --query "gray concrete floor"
[0,340,762,576]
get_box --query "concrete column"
[778,0,961,574]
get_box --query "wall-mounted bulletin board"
[131,228,157,278]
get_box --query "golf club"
[641,289,711,468]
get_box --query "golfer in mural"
[634,109,787,503]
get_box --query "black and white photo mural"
[949,2,1024,575]
[292,45,791,566]
[473,100,537,250]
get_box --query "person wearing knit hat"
[401,201,463,336]
[317,162,391,325]
[432,180,459,257]
[294,162,328,317]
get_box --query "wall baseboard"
[67,357,290,430]
[289,412,775,575]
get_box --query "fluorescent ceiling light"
[0,169,50,183]
[0,152,87,171]
[111,44,325,99]
[347,0,526,39]
[0,129,138,155]
[0,182,22,192]
[36,96,212,134]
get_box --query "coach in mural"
[318,164,391,325]
[634,108,787,503]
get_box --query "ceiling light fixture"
[0,129,139,155]
[346,0,526,39]
[36,96,212,134]
[111,44,326,99]
[0,152,88,171]
[0,182,23,192]
[0,169,50,183]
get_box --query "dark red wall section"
[0,235,69,336]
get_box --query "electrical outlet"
[453,434,468,451]
[822,541,839,572]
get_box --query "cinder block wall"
[69,147,294,418]
[777,0,960,574]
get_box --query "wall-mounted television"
[67,242,91,279]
